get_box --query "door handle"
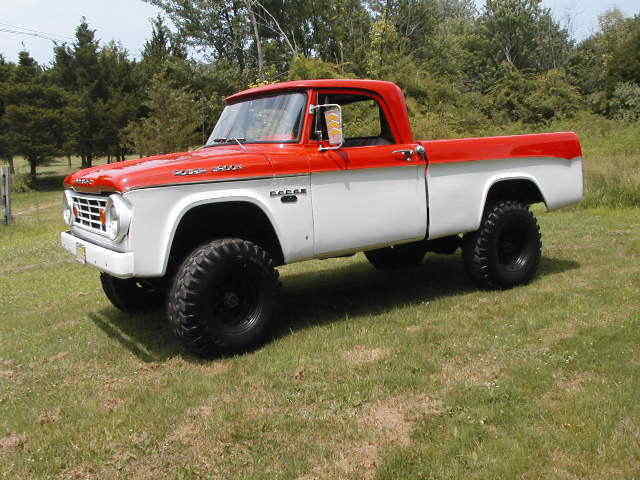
[392,149,414,161]
[393,146,428,162]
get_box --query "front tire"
[463,201,542,290]
[167,238,279,357]
[100,273,166,313]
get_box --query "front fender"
[124,182,278,277]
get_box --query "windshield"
[206,92,307,145]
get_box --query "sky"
[0,0,639,65]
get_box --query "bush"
[11,172,32,193]
[608,82,640,121]
[287,56,349,80]
[490,67,582,123]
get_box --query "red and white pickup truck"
[61,79,584,357]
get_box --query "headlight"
[102,194,132,242]
[62,190,74,226]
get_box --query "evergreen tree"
[1,51,70,179]
[51,18,107,168]
[124,74,199,156]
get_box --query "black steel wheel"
[463,201,542,289]
[167,238,279,357]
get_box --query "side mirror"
[312,104,344,151]
[324,106,344,147]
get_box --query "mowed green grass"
[1,152,639,479]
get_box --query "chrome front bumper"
[60,232,134,278]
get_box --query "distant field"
[0,126,638,478]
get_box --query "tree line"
[0,0,639,180]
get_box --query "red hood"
[64,146,274,193]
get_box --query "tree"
[1,51,70,179]
[606,16,640,87]
[140,15,187,77]
[0,56,17,174]
[478,0,572,74]
[145,0,371,78]
[51,18,108,168]
[125,74,199,156]
[101,42,144,162]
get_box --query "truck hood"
[64,146,274,193]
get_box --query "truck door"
[309,91,428,256]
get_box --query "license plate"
[75,244,86,264]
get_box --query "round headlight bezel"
[104,194,132,243]
[62,190,74,226]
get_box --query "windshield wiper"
[206,137,247,150]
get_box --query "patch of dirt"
[59,463,98,479]
[0,433,26,451]
[299,394,442,480]
[0,370,15,380]
[333,443,380,480]
[360,395,442,446]
[439,353,501,388]
[540,372,597,410]
[102,398,125,412]
[47,351,70,363]
[188,360,230,377]
[344,346,389,365]
[406,325,424,333]
[555,372,593,393]
[537,323,579,347]
[187,405,214,418]
[545,449,583,480]
[38,408,62,425]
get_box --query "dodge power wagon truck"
[61,79,584,357]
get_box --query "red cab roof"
[225,79,402,103]
[225,79,415,144]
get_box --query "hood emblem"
[174,165,244,176]
[75,178,94,185]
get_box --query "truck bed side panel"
[421,132,584,240]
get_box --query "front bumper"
[60,232,134,278]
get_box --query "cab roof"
[224,78,414,144]
[225,79,402,103]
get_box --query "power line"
[0,22,74,43]
[0,21,75,40]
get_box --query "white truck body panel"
[426,157,584,239]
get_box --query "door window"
[315,93,395,147]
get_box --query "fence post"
[1,166,12,225]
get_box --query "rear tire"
[167,238,279,358]
[364,242,427,270]
[100,273,166,313]
[463,201,542,290]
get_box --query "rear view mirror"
[313,103,344,151]
[324,106,343,147]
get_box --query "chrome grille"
[71,193,107,234]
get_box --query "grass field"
[1,130,639,479]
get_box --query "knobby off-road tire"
[463,201,542,290]
[100,273,166,313]
[167,238,279,358]
[365,242,427,270]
